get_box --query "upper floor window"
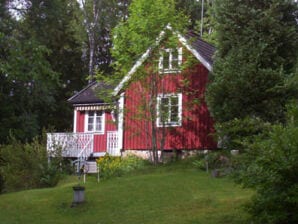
[159,47,182,73]
[157,93,182,127]
[85,111,104,133]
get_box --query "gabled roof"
[184,31,215,68]
[68,81,114,105]
[69,27,215,105]
[113,25,215,95]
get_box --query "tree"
[79,0,131,78]
[206,0,298,148]
[175,0,216,45]
[111,0,188,76]
[106,0,188,163]
[234,102,298,224]
[22,0,87,132]
[0,1,61,142]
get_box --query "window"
[157,93,182,127]
[159,47,182,73]
[85,111,104,133]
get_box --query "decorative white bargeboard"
[47,133,94,158]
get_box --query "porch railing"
[107,131,119,156]
[47,133,94,158]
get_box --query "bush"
[96,154,146,179]
[0,137,64,193]
[193,151,233,177]
[234,103,298,224]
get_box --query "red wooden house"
[47,26,216,161]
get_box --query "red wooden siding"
[76,110,85,132]
[75,110,117,152]
[123,62,216,151]
[93,113,117,152]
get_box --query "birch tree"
[80,0,130,78]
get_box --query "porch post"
[73,109,77,133]
[117,92,125,155]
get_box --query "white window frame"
[84,111,105,134]
[156,93,182,127]
[159,47,182,74]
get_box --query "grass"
[0,161,253,224]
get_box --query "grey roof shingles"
[185,31,215,66]
[68,81,114,105]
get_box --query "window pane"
[171,96,178,106]
[170,106,179,122]
[95,116,102,131]
[160,97,169,123]
[171,50,179,69]
[163,52,170,70]
[88,111,94,131]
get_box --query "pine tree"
[206,0,298,125]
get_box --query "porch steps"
[86,161,98,174]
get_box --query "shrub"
[0,137,64,193]
[193,150,233,177]
[234,103,298,223]
[96,154,146,179]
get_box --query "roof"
[114,25,215,95]
[69,27,216,104]
[68,81,114,105]
[185,31,215,67]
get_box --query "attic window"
[159,47,182,73]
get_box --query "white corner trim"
[117,92,125,151]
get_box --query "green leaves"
[234,103,298,223]
[111,0,188,76]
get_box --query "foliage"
[193,150,233,176]
[0,137,65,193]
[233,103,298,224]
[107,0,191,164]
[0,0,86,143]
[22,0,87,133]
[111,0,188,76]
[79,0,131,77]
[207,0,298,122]
[206,0,298,149]
[215,117,271,150]
[96,154,146,179]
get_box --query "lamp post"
[200,0,204,37]
[196,0,204,37]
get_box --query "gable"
[113,26,215,95]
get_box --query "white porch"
[46,131,120,159]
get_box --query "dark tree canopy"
[206,0,298,124]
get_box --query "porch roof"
[68,81,114,105]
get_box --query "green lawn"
[0,163,252,224]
